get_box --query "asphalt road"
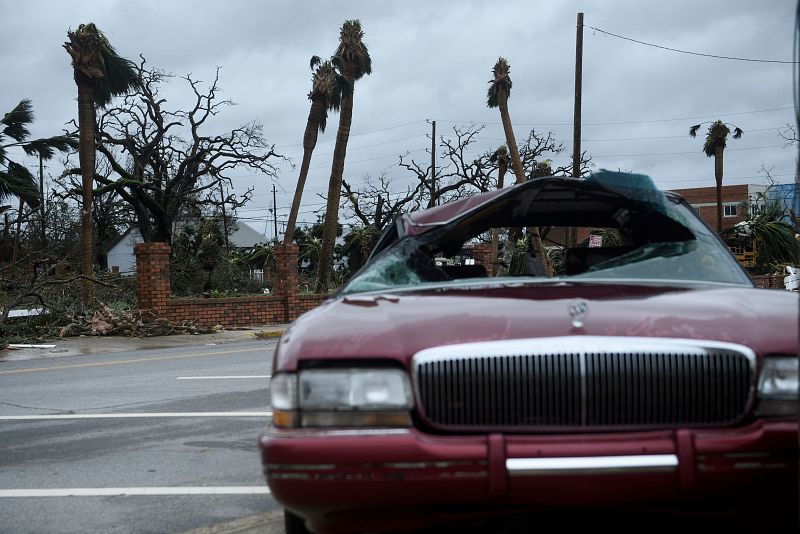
[0,340,281,534]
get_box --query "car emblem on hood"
[568,299,589,328]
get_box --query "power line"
[308,147,427,170]
[589,144,785,158]
[274,120,427,149]
[439,106,794,127]
[313,134,428,157]
[264,108,792,156]
[577,126,786,142]
[588,25,799,64]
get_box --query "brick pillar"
[134,242,171,315]
[274,243,299,322]
[472,244,494,277]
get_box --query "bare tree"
[341,173,425,231]
[62,59,283,244]
[399,124,592,206]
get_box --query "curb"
[180,510,284,534]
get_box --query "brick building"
[668,184,766,231]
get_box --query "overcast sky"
[3,0,797,238]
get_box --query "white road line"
[0,412,272,420]
[0,487,271,497]
[177,375,271,380]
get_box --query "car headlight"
[270,368,413,428]
[755,357,798,417]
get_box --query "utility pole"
[272,183,278,242]
[572,12,584,180]
[569,11,584,248]
[39,154,46,248]
[429,120,437,208]
[218,181,229,250]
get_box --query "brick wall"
[134,242,171,314]
[135,242,327,327]
[472,244,494,276]
[273,243,299,322]
[299,294,329,314]
[751,273,789,290]
[166,295,286,327]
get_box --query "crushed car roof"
[401,170,674,237]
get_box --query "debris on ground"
[59,306,218,338]
[253,330,284,339]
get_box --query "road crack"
[0,401,73,413]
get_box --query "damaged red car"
[260,171,798,533]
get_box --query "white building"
[106,221,269,274]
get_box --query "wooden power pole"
[39,153,46,248]
[573,12,584,180]
[429,120,436,208]
[569,12,585,248]
[272,183,278,242]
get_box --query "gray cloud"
[2,0,795,234]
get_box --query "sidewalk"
[0,324,288,362]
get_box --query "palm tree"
[722,192,799,271]
[689,120,743,232]
[487,58,549,275]
[284,56,348,245]
[1,99,77,207]
[64,23,140,306]
[316,20,372,292]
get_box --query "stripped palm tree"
[64,23,140,306]
[487,58,549,275]
[284,56,349,245]
[689,120,743,232]
[2,100,78,261]
[316,20,372,292]
[1,99,77,207]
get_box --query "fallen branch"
[59,306,218,338]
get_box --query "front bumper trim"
[506,454,679,476]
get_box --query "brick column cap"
[134,242,171,255]
[275,243,300,255]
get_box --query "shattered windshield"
[341,175,752,295]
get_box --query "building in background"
[766,182,799,225]
[107,221,268,274]
[669,183,798,231]
[668,184,757,231]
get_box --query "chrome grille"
[413,337,755,431]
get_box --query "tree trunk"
[12,199,24,263]
[714,145,724,233]
[498,92,551,276]
[490,164,507,271]
[284,98,325,245]
[316,88,354,293]
[498,95,525,185]
[77,79,96,307]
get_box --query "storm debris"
[59,306,217,338]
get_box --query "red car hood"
[274,283,798,371]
